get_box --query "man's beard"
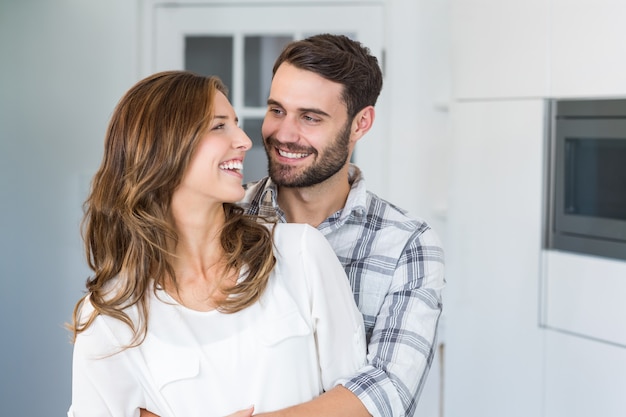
[264,121,351,188]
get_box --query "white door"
[142,1,386,183]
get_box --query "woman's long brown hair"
[68,71,275,347]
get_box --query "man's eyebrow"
[267,98,330,118]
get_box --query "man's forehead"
[270,64,346,114]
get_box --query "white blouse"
[68,223,366,417]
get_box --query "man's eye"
[303,115,320,123]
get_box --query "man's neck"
[276,166,351,227]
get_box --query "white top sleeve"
[68,302,147,417]
[288,224,366,390]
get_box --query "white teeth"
[219,160,243,170]
[278,149,309,159]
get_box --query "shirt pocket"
[141,336,201,390]
[257,310,312,346]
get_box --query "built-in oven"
[546,99,626,261]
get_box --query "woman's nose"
[236,128,253,150]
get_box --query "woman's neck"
[166,199,236,310]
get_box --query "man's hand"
[225,406,255,417]
[254,386,370,417]
[139,406,254,417]
[139,386,368,417]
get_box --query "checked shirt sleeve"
[342,226,445,417]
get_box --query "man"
[240,34,445,417]
[141,33,444,417]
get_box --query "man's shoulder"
[358,190,442,249]
[364,190,424,228]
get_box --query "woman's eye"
[212,123,225,130]
[269,107,283,116]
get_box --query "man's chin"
[270,174,307,188]
[269,165,300,186]
[270,174,300,188]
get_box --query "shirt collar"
[253,163,368,226]
[318,164,368,232]
[256,178,286,222]
[342,164,368,218]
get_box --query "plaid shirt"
[240,164,445,417]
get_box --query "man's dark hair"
[272,33,383,119]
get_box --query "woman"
[67,71,365,417]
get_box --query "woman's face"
[175,91,252,207]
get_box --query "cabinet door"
[451,0,549,100]
[445,99,545,417]
[550,0,626,97]
[142,2,385,183]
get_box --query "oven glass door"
[554,118,626,242]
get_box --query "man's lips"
[276,148,310,159]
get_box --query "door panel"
[146,2,384,182]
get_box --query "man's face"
[261,63,353,188]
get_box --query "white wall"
[0,1,139,415]
[384,1,452,416]
[384,0,452,237]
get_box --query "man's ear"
[351,106,376,142]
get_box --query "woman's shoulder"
[75,275,139,327]
[270,223,338,268]
[272,222,316,235]
[271,223,327,247]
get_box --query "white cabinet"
[444,99,545,417]
[550,0,626,98]
[545,331,626,417]
[451,0,550,99]
[448,3,626,416]
[542,249,626,417]
[542,250,626,347]
[452,0,626,100]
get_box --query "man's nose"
[271,117,300,143]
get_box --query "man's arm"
[141,407,256,417]
[139,387,367,417]
[343,226,446,417]
[249,386,369,417]
[142,226,443,417]
[259,226,445,417]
